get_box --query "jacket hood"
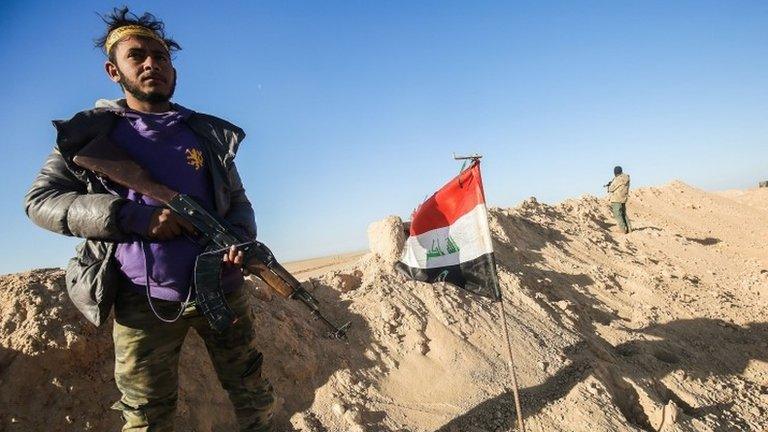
[94,98,127,110]
[73,99,245,159]
[89,99,245,158]
[94,98,193,116]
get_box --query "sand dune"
[0,181,766,431]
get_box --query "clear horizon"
[1,1,766,274]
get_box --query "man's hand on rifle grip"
[223,245,250,275]
[147,208,196,240]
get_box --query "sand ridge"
[0,181,766,431]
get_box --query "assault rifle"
[73,136,350,339]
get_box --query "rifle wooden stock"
[73,135,177,204]
[245,261,295,299]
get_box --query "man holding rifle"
[604,165,632,234]
[24,8,275,431]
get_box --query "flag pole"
[453,153,526,431]
[498,296,526,431]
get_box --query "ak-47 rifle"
[73,136,350,339]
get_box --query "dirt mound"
[716,187,768,212]
[1,181,766,431]
[0,269,116,430]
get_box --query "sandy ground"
[283,251,367,279]
[0,181,766,432]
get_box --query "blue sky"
[1,1,766,274]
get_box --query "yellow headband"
[105,25,169,55]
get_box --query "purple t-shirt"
[110,106,243,301]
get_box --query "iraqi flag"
[395,161,501,301]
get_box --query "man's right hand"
[148,208,196,240]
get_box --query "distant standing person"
[605,166,631,233]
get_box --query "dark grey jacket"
[24,100,256,326]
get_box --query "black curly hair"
[94,6,181,62]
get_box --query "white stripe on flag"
[400,203,494,269]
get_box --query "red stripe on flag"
[410,161,486,236]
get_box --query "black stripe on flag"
[395,252,502,301]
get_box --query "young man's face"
[106,35,176,103]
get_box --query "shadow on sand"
[684,237,721,246]
[255,278,378,431]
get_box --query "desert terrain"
[0,181,766,431]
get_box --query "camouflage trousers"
[112,285,275,432]
[611,202,631,233]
